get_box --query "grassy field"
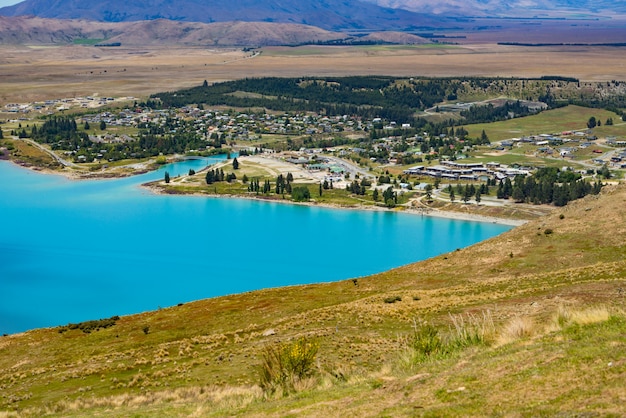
[463,105,624,141]
[1,138,59,168]
[158,172,406,208]
[1,180,625,416]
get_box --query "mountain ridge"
[2,0,625,27]
[361,0,626,17]
[0,0,439,31]
[0,16,431,46]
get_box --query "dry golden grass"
[498,316,536,344]
[7,139,59,168]
[1,43,626,106]
[551,305,614,330]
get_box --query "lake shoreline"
[143,182,528,226]
[0,158,517,335]
[3,157,528,226]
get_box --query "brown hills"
[0,16,358,46]
[0,0,434,31]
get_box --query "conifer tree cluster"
[346,179,368,195]
[31,116,92,149]
[496,167,603,206]
[205,168,235,183]
[274,174,293,194]
[382,186,397,207]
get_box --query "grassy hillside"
[1,184,626,417]
[463,105,624,141]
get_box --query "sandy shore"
[144,182,528,226]
[403,206,527,226]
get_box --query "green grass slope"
[1,184,626,417]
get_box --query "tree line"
[27,115,219,163]
[496,167,603,206]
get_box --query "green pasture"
[464,105,623,141]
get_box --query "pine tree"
[512,185,525,202]
[480,130,489,144]
[425,184,433,201]
[232,157,239,170]
[164,171,170,184]
[462,186,471,203]
[503,178,513,198]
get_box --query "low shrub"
[259,337,319,395]
[384,296,402,304]
[402,313,493,366]
[58,316,120,334]
[409,323,444,359]
[448,311,494,349]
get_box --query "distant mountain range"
[0,0,440,31]
[1,0,624,47]
[364,0,626,17]
[0,15,430,46]
[1,0,624,29]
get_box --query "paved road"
[14,136,79,167]
[324,156,373,179]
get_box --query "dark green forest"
[151,76,626,134]
[151,77,553,126]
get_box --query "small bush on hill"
[402,313,494,366]
[58,316,120,334]
[259,337,319,396]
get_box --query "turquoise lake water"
[0,158,512,334]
